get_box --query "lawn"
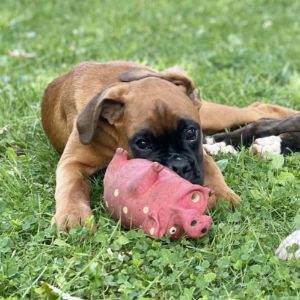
[1,0,300,298]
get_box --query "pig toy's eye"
[191,192,201,203]
[169,227,177,234]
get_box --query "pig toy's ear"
[112,147,128,165]
[128,162,163,196]
[143,211,162,238]
[104,147,128,175]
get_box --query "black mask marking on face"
[129,119,204,184]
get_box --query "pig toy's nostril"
[201,227,207,234]
[190,220,197,226]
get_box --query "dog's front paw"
[276,229,300,260]
[208,187,240,208]
[51,205,95,231]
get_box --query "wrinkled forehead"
[124,78,200,136]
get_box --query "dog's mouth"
[128,118,204,185]
[130,152,204,185]
[186,172,204,185]
[165,154,204,185]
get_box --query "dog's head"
[77,67,204,184]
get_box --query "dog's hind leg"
[208,113,300,153]
[200,100,298,134]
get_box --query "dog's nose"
[168,156,191,178]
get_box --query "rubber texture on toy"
[103,148,212,239]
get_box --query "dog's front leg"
[52,129,110,231]
[203,150,240,207]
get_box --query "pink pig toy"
[103,148,212,239]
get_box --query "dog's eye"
[136,138,152,150]
[185,128,198,141]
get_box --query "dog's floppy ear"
[77,84,127,145]
[160,66,200,102]
[119,66,200,102]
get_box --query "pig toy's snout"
[197,215,212,237]
[181,213,212,238]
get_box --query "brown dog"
[41,61,298,230]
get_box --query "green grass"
[1,0,300,298]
